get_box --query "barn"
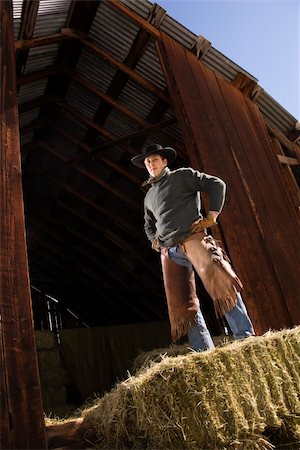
[1,0,300,447]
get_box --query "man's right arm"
[144,205,156,243]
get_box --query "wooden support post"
[0,1,47,448]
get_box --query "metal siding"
[159,15,197,49]
[135,41,167,89]
[66,83,101,121]
[24,44,59,74]
[17,79,48,103]
[34,0,72,37]
[12,0,22,39]
[89,1,140,62]
[19,109,40,128]
[161,110,184,142]
[202,47,255,83]
[20,132,34,146]
[58,115,89,141]
[256,91,297,133]
[118,78,158,117]
[103,109,140,137]
[121,0,152,19]
[76,48,118,94]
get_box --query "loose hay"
[131,343,190,374]
[131,335,234,374]
[48,327,300,449]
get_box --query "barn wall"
[0,1,47,448]
[59,321,171,403]
[157,33,300,335]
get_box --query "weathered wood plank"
[193,63,288,331]
[277,154,299,166]
[204,69,294,329]
[15,32,70,50]
[158,32,300,334]
[273,141,300,210]
[243,97,300,321]
[157,35,271,332]
[0,1,47,448]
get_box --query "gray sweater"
[144,167,226,248]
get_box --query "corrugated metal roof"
[135,41,168,89]
[256,91,297,133]
[118,78,159,117]
[18,79,48,105]
[89,2,140,62]
[24,44,59,74]
[76,49,118,94]
[66,83,101,121]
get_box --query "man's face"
[144,154,168,178]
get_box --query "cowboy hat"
[131,143,177,168]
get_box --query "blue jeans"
[168,245,254,352]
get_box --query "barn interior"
[13,0,300,333]
[1,1,300,446]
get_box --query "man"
[131,143,255,352]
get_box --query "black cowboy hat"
[131,143,177,168]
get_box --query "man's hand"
[190,212,218,233]
[151,238,161,252]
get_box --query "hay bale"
[132,335,234,374]
[80,326,300,450]
[35,330,57,350]
[37,349,61,368]
[132,343,189,374]
[37,347,69,417]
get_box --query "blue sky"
[151,0,299,120]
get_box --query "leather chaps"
[160,232,243,342]
[160,248,200,342]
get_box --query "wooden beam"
[15,32,71,51]
[28,208,162,314]
[0,1,47,448]
[277,155,299,166]
[264,116,300,163]
[108,0,163,38]
[57,99,138,154]
[17,63,180,151]
[61,28,170,103]
[232,72,262,100]
[56,201,159,279]
[18,95,55,114]
[20,118,49,136]
[45,106,177,168]
[31,236,127,294]
[78,1,166,152]
[272,137,300,213]
[37,140,141,212]
[17,65,62,86]
[61,66,180,148]
[50,125,141,185]
[191,35,211,59]
[48,176,145,241]
[30,210,155,291]
[28,249,117,325]
[15,0,39,79]
[286,121,300,143]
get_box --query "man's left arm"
[190,172,226,233]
